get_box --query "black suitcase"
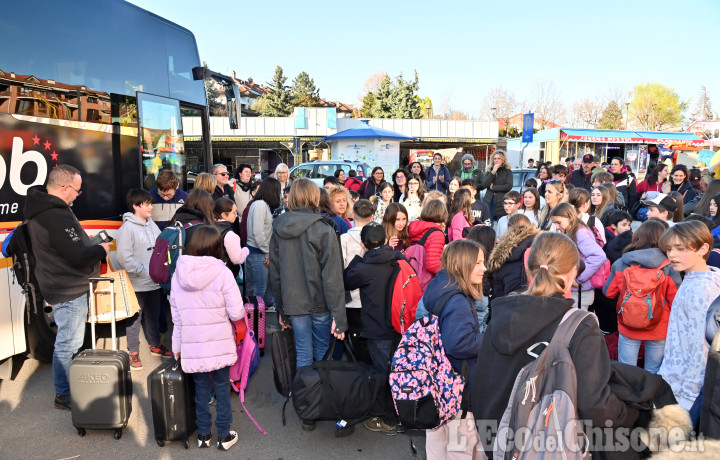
[69,277,132,439]
[148,358,196,448]
[271,327,296,425]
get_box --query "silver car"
[289,160,372,185]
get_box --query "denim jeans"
[246,252,273,304]
[618,334,666,374]
[53,293,88,396]
[289,312,332,368]
[368,338,398,425]
[193,366,231,437]
[126,289,164,353]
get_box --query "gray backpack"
[494,309,593,460]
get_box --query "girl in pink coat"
[170,225,245,451]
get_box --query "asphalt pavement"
[0,313,427,460]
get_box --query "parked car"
[289,160,371,185]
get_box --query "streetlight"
[625,103,630,130]
[652,104,657,131]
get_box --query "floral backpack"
[389,289,469,429]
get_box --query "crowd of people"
[27,150,720,456]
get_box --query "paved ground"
[0,313,426,460]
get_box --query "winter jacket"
[569,168,593,190]
[424,270,483,381]
[246,199,273,254]
[269,208,347,334]
[487,225,539,298]
[480,166,513,218]
[116,212,161,292]
[663,180,697,205]
[170,255,245,374]
[575,227,606,291]
[448,211,470,242]
[472,294,640,458]
[612,169,638,211]
[373,199,390,224]
[636,179,663,199]
[234,184,252,220]
[341,226,365,309]
[658,267,720,410]
[454,167,484,191]
[603,248,681,341]
[358,178,383,199]
[24,186,106,304]
[407,220,445,276]
[400,193,422,222]
[149,187,188,230]
[343,176,363,192]
[603,229,632,264]
[426,164,452,193]
[216,220,249,277]
[212,183,235,202]
[581,213,606,245]
[343,246,403,340]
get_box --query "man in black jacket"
[569,153,595,190]
[25,165,110,410]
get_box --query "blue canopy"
[322,120,416,141]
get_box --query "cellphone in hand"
[90,229,113,244]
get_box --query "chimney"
[231,70,236,79]
[248,77,253,84]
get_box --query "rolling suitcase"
[148,358,196,448]
[69,277,132,439]
[246,296,266,355]
[271,327,296,425]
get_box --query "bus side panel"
[0,243,26,361]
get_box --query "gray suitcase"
[69,277,132,438]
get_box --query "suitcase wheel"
[260,349,265,357]
[114,429,122,440]
[183,440,190,450]
[77,428,86,437]
[156,439,165,447]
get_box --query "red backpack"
[387,259,423,334]
[616,260,672,330]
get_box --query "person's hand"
[388,236,399,248]
[432,176,437,184]
[263,257,269,267]
[278,314,287,329]
[100,242,111,254]
[228,177,236,187]
[489,183,494,190]
[492,164,500,174]
[331,319,345,340]
[439,174,445,183]
[174,353,180,360]
[641,192,648,200]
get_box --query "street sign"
[522,113,534,143]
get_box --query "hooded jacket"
[24,186,106,304]
[487,225,539,298]
[424,270,482,380]
[426,164,452,193]
[170,255,245,374]
[611,168,638,211]
[603,248,681,341]
[269,208,347,333]
[170,207,207,245]
[116,212,161,292]
[343,246,403,340]
[569,167,593,190]
[407,220,445,276]
[480,166,514,218]
[358,178,383,199]
[472,294,640,457]
[149,187,188,230]
[603,228,633,264]
[576,227,607,291]
[340,226,365,309]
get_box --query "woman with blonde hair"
[194,172,217,195]
[382,203,410,252]
[590,185,614,226]
[480,150,514,221]
[328,185,353,226]
[538,179,565,230]
[473,232,649,459]
[569,187,606,245]
[423,240,485,459]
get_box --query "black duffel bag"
[292,338,384,423]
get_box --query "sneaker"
[266,304,276,313]
[149,344,173,358]
[335,424,355,438]
[129,352,143,370]
[197,433,212,448]
[301,420,316,432]
[217,431,238,451]
[208,395,216,406]
[363,417,400,436]
[54,394,71,411]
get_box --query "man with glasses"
[24,164,110,410]
[454,153,484,193]
[149,170,188,230]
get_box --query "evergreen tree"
[359,92,375,118]
[261,65,293,117]
[205,79,227,116]
[390,71,421,119]
[371,74,393,118]
[598,100,624,129]
[291,71,321,107]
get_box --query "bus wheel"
[26,297,56,363]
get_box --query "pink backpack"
[406,228,442,291]
[229,311,266,435]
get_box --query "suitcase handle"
[89,276,118,351]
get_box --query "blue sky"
[129,0,720,120]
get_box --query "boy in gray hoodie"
[117,188,172,370]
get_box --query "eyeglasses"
[396,175,405,180]
[277,171,288,175]
[463,162,472,166]
[374,172,384,176]
[214,172,229,177]
[408,181,420,186]
[65,184,82,196]
[158,190,175,199]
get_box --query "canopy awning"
[322,120,416,141]
[560,129,703,147]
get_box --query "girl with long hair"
[373,182,394,224]
[446,176,462,204]
[408,161,428,185]
[550,202,606,309]
[447,188,474,242]
[328,185,353,228]
[359,166,386,199]
[519,187,541,227]
[391,168,409,202]
[569,187,606,245]
[213,197,249,278]
[400,173,425,222]
[382,203,410,252]
[589,185,614,226]
[246,178,281,305]
[662,164,697,204]
[318,187,350,234]
[538,180,565,230]
[692,179,720,216]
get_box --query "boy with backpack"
[116,189,173,370]
[343,222,405,436]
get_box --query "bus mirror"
[224,82,241,130]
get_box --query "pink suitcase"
[245,296,266,355]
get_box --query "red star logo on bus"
[43,140,51,150]
[51,151,58,161]
[32,135,40,145]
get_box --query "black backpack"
[4,222,42,320]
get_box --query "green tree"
[598,100,624,129]
[359,92,375,118]
[205,79,227,116]
[291,71,321,107]
[416,96,433,118]
[629,83,685,131]
[261,65,293,117]
[390,71,421,119]
[371,74,393,118]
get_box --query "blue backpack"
[148,221,203,290]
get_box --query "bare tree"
[356,71,388,105]
[569,98,605,128]
[480,85,518,127]
[529,80,565,129]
